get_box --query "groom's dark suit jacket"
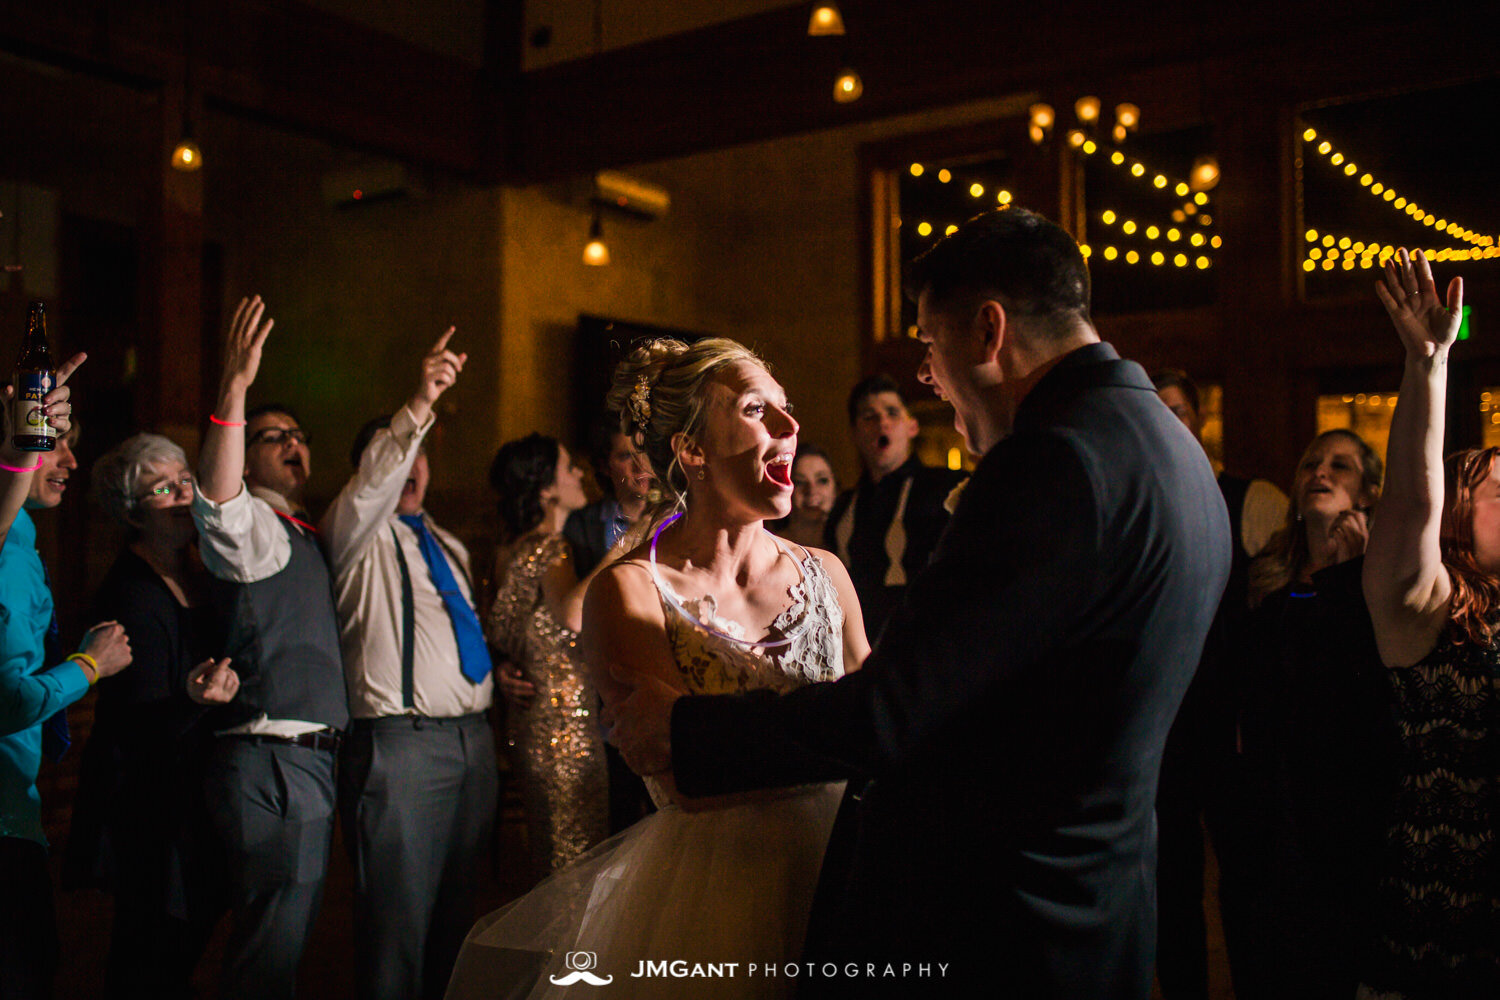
[672,343,1230,998]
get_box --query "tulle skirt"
[445,782,845,1000]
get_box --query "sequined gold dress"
[487,532,609,877]
[447,539,847,1000]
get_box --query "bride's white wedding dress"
[445,539,846,1000]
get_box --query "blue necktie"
[397,515,493,684]
[40,561,70,761]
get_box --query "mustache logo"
[550,952,613,986]
[548,970,614,985]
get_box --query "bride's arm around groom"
[609,207,1230,999]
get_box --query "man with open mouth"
[191,295,349,1000]
[826,373,963,642]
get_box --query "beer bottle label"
[13,370,58,443]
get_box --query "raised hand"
[221,296,275,393]
[2,352,86,452]
[80,621,132,679]
[187,657,240,705]
[1376,249,1464,358]
[41,351,86,435]
[414,327,467,409]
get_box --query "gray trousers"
[339,713,499,1000]
[204,739,337,1000]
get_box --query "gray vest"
[216,514,349,731]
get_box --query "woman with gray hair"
[66,432,237,998]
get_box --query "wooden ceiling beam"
[512,0,1459,179]
[0,0,486,174]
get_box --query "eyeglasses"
[136,475,195,503]
[247,427,311,447]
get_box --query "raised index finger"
[430,326,457,355]
[54,352,87,385]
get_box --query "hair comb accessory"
[628,375,653,431]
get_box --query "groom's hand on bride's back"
[603,665,681,777]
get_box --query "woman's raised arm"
[1364,249,1465,666]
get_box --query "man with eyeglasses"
[191,295,349,1000]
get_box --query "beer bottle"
[12,300,57,452]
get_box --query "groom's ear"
[975,299,1006,363]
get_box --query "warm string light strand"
[903,142,1220,268]
[1299,126,1499,273]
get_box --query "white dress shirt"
[191,480,330,737]
[321,405,494,720]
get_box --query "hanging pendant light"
[1190,154,1221,192]
[833,68,863,103]
[171,121,203,172]
[807,3,845,36]
[583,211,610,266]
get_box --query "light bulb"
[171,138,203,172]
[583,213,610,266]
[1074,96,1101,124]
[834,69,863,103]
[807,4,845,36]
[1189,155,1220,192]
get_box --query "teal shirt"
[1,508,90,845]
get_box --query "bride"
[445,338,869,999]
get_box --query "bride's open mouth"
[765,452,793,488]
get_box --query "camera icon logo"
[549,951,613,987]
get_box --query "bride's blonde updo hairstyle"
[606,337,768,511]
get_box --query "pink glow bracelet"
[0,455,44,473]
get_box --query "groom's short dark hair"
[905,207,1091,335]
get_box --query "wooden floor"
[51,807,1235,999]
[50,782,533,999]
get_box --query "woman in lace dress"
[486,434,610,878]
[447,339,869,1000]
[1362,249,1499,997]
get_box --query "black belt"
[224,730,342,752]
[350,711,488,732]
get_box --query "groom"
[608,207,1230,997]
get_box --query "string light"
[1300,126,1496,249]
[906,117,1221,269]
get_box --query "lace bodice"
[648,537,845,696]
